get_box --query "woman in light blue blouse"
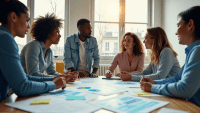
[140,6,200,107]
[20,13,67,78]
[120,27,180,81]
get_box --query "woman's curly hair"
[31,13,63,42]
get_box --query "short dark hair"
[0,0,28,24]
[178,6,200,39]
[77,18,90,28]
[31,13,63,42]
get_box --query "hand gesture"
[64,70,79,82]
[140,82,153,92]
[120,71,132,81]
[53,77,66,90]
[140,77,156,84]
[115,73,121,77]
[78,69,90,78]
[105,72,112,78]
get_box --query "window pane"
[15,0,27,54]
[125,24,148,56]
[125,0,148,23]
[94,23,119,56]
[95,0,119,22]
[35,0,65,56]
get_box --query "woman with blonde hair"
[140,6,200,107]
[120,27,180,81]
[105,32,145,78]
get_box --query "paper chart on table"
[112,81,141,88]
[5,95,101,113]
[80,86,127,96]
[42,88,98,102]
[128,88,164,97]
[88,95,169,113]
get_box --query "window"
[105,42,109,51]
[35,0,65,56]
[94,0,149,57]
[114,42,118,52]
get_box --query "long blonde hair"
[148,27,177,65]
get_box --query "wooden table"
[1,77,200,113]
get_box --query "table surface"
[1,76,200,113]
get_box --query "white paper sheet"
[41,88,97,102]
[5,95,101,113]
[65,79,129,96]
[128,88,164,97]
[88,95,169,113]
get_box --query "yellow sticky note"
[133,91,150,95]
[30,99,51,105]
[56,62,65,74]
[66,84,77,87]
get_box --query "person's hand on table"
[53,70,78,83]
[105,72,112,78]
[140,77,156,84]
[78,70,89,78]
[115,73,121,77]
[90,73,98,78]
[53,77,66,90]
[64,70,79,82]
[140,82,153,92]
[120,71,132,81]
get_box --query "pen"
[139,75,143,81]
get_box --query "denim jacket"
[63,33,100,73]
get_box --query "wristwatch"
[90,73,98,77]
[106,70,111,74]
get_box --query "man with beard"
[63,19,100,78]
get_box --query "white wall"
[162,0,200,66]
[152,0,162,27]
[69,0,91,35]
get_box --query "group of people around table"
[0,0,200,108]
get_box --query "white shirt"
[78,39,88,70]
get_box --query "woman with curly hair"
[20,13,77,81]
[120,27,180,81]
[105,32,145,78]
[0,0,69,102]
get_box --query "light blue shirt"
[0,26,55,102]
[20,40,60,77]
[151,39,200,107]
[63,33,100,73]
[131,48,180,81]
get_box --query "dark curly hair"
[31,13,63,42]
[120,32,145,56]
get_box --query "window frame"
[21,0,152,63]
[91,0,152,64]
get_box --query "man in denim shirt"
[63,19,100,77]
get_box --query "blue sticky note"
[89,89,101,92]
[66,96,86,100]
